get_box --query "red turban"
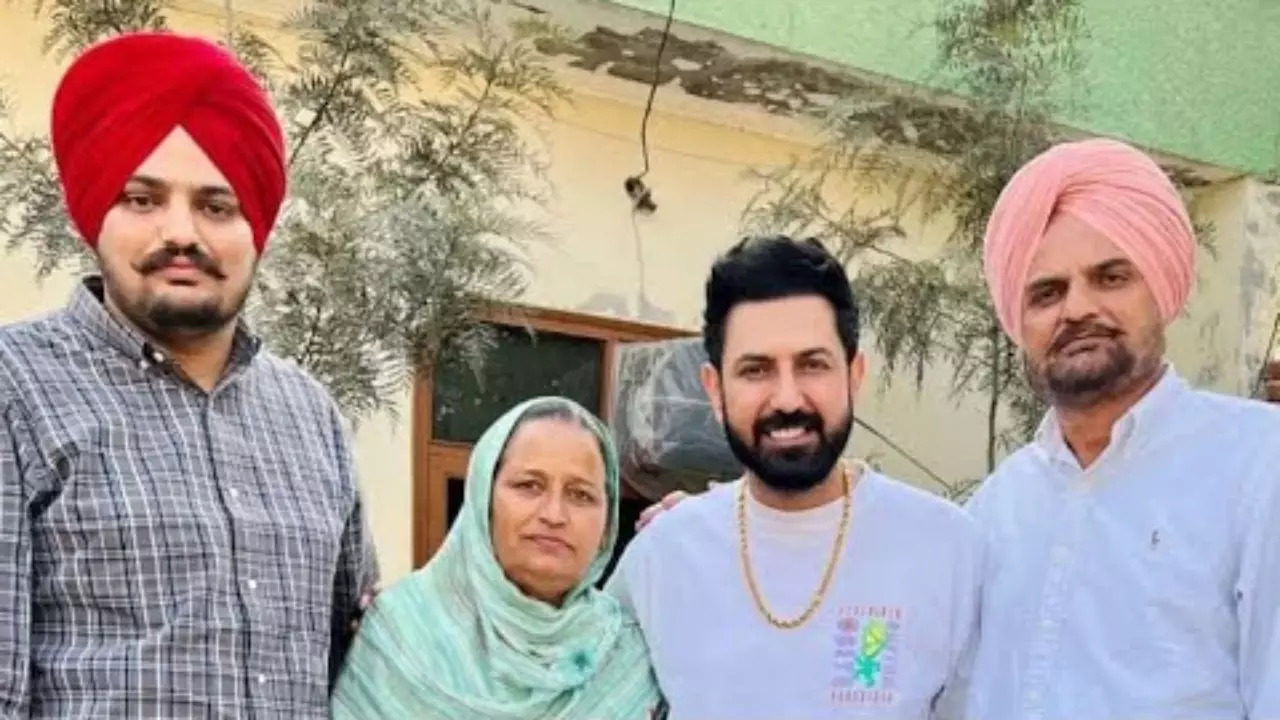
[982,138,1196,348]
[51,31,286,253]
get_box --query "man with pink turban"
[960,137,1280,720]
[0,32,378,717]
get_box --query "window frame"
[411,302,692,567]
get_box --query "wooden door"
[413,444,469,567]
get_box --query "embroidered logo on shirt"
[830,605,902,707]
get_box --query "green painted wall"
[613,0,1280,175]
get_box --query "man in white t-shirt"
[607,235,982,720]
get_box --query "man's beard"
[1026,319,1162,409]
[722,398,853,494]
[103,243,247,340]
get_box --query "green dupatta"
[331,397,662,719]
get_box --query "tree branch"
[417,43,502,187]
[0,131,27,156]
[442,56,497,162]
[288,46,353,167]
[295,297,328,368]
[293,253,336,367]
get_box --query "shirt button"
[247,579,258,591]
[257,674,267,685]
[229,488,240,499]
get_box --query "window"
[430,324,603,444]
[412,303,691,567]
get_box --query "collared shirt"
[0,278,378,719]
[962,366,1280,720]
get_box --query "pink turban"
[51,31,286,253]
[982,138,1196,347]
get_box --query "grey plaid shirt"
[0,278,378,719]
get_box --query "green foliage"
[30,0,169,60]
[0,0,568,422]
[0,88,94,279]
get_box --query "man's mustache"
[134,244,225,279]
[754,410,822,440]
[1051,321,1119,354]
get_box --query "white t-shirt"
[607,467,983,720]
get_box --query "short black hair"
[701,235,860,369]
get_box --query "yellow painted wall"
[0,1,1268,582]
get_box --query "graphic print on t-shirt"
[831,605,903,708]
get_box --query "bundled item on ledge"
[609,337,743,500]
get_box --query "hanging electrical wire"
[623,0,676,213]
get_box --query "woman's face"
[490,417,610,606]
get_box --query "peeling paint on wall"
[606,0,1280,176]
[536,26,864,115]
[532,19,1216,187]
[534,23,997,159]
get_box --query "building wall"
[0,1,1275,582]
[1241,180,1280,389]
[611,0,1280,176]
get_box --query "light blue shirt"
[962,367,1280,720]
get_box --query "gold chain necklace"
[737,464,852,630]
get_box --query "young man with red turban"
[0,31,378,717]
[961,137,1280,719]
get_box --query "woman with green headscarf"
[331,396,664,719]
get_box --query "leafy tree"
[0,0,567,421]
[742,0,1211,499]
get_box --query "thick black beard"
[722,398,853,494]
[100,270,247,342]
[146,300,234,335]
